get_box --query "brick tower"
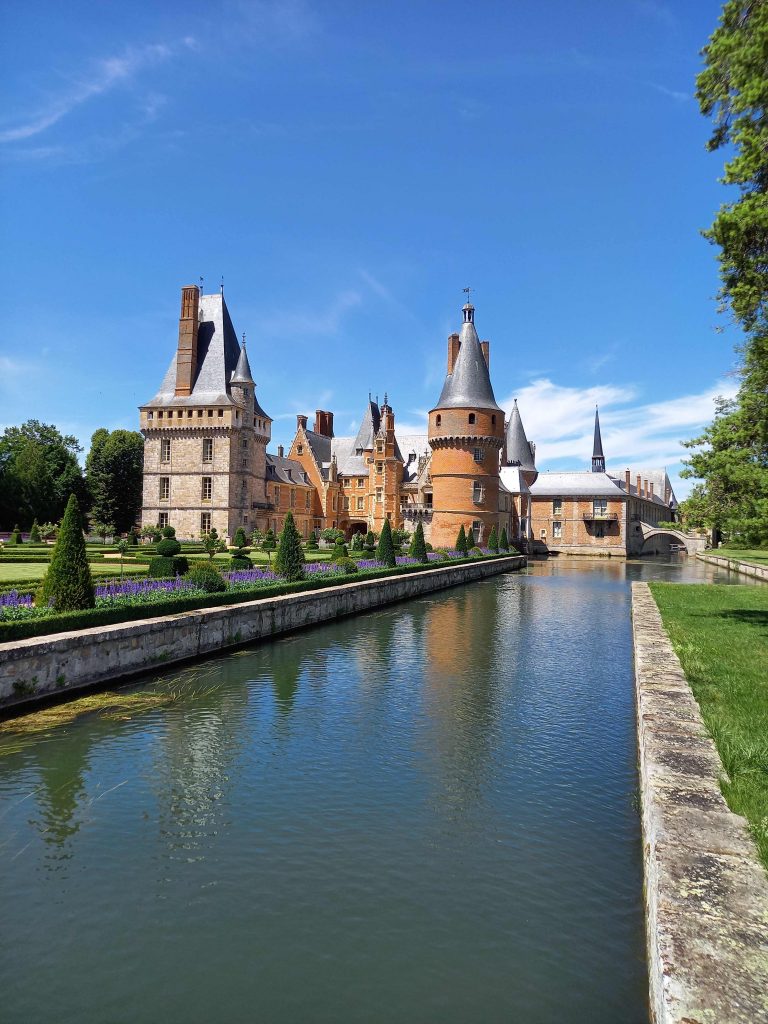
[428,300,504,548]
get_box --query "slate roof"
[266,453,310,486]
[592,407,605,459]
[530,471,628,498]
[499,466,531,494]
[304,429,333,478]
[433,304,502,412]
[505,400,536,470]
[144,294,270,419]
[352,401,380,452]
[231,341,254,384]
[606,466,678,508]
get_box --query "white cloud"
[261,290,362,338]
[0,39,194,145]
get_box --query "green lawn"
[0,561,147,583]
[717,549,768,567]
[650,582,768,869]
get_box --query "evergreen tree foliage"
[499,527,509,551]
[351,532,363,551]
[9,524,22,544]
[37,494,94,611]
[85,428,144,534]
[364,531,376,552]
[233,527,247,549]
[376,518,396,567]
[0,420,86,529]
[128,527,139,546]
[202,527,226,560]
[455,524,468,554]
[275,511,305,581]
[261,528,276,563]
[411,521,428,563]
[305,532,319,551]
[29,519,41,543]
[680,2,768,544]
[331,538,348,559]
[488,525,499,552]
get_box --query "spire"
[434,300,501,411]
[505,400,536,471]
[231,332,254,384]
[591,406,605,472]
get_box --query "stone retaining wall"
[0,556,524,712]
[696,551,768,583]
[632,582,768,1024]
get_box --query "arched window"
[492,415,496,425]
[468,413,476,425]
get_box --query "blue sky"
[0,0,737,497]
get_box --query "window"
[376,487,383,503]
[593,499,608,518]
[208,409,213,417]
[552,499,562,515]
[203,438,213,462]
[473,448,483,464]
[167,411,173,419]
[436,414,442,427]
[161,439,171,462]
[158,410,164,419]
[200,512,211,534]
[425,493,433,508]
[343,497,350,510]
[305,491,311,509]
[357,497,364,510]
[492,415,496,425]
[241,458,247,470]
[472,481,483,504]
[187,410,193,418]
[197,409,203,418]
[297,443,303,455]
[218,410,224,418]
[291,489,296,508]
[243,513,249,523]
[376,461,383,473]
[332,494,337,511]
[357,477,364,488]
[553,521,562,539]
[159,477,170,500]
[468,413,476,425]
[241,439,248,450]
[148,411,154,420]
[274,486,280,505]
[202,476,212,501]
[376,440,384,453]
[472,521,482,542]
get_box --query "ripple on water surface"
[0,563,659,1024]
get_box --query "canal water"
[0,557,741,1023]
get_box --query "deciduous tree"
[86,429,144,534]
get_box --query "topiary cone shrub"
[376,519,396,568]
[364,531,376,552]
[499,527,509,551]
[29,519,41,543]
[37,494,94,611]
[305,533,319,551]
[488,525,499,553]
[411,521,428,563]
[10,524,22,545]
[233,527,248,549]
[275,511,305,581]
[455,525,468,555]
[156,537,181,557]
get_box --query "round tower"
[428,301,504,548]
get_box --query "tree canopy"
[85,428,144,534]
[681,1,768,545]
[0,420,85,529]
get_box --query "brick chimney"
[174,285,200,397]
[643,479,649,501]
[315,410,334,437]
[636,474,642,497]
[296,414,308,430]
[625,468,631,492]
[649,482,654,500]
[447,333,461,374]
[480,340,490,369]
[277,445,284,458]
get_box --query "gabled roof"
[505,400,536,470]
[606,466,678,508]
[433,304,502,412]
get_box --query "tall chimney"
[625,468,631,492]
[277,444,284,458]
[480,340,490,368]
[296,414,308,430]
[315,410,334,437]
[649,482,654,500]
[636,474,642,497]
[643,478,649,501]
[175,285,200,397]
[447,333,461,374]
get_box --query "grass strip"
[649,582,768,869]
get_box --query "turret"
[428,300,504,547]
[504,400,537,487]
[591,406,605,473]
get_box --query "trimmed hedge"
[0,554,517,642]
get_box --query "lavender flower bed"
[94,578,198,602]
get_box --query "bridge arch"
[640,528,689,554]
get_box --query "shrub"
[250,527,264,546]
[149,556,176,578]
[128,527,139,546]
[29,520,41,543]
[469,546,483,557]
[161,525,176,539]
[350,532,363,551]
[376,519,396,568]
[410,521,428,563]
[306,533,319,551]
[156,537,182,557]
[393,528,410,549]
[320,528,338,544]
[332,556,358,574]
[455,525,468,554]
[37,495,95,611]
[425,542,433,552]
[202,527,226,560]
[261,529,277,563]
[364,530,376,552]
[499,527,509,551]
[233,527,248,548]
[275,511,305,581]
[230,555,253,570]
[185,563,227,593]
[9,525,22,545]
[172,556,189,575]
[488,525,499,553]
[331,540,348,559]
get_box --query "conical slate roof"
[231,339,254,384]
[434,304,502,412]
[353,399,381,452]
[592,407,604,459]
[505,400,536,470]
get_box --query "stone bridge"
[639,523,707,554]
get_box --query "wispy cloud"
[261,290,363,338]
[649,82,690,103]
[0,40,193,145]
[633,0,676,29]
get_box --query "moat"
[0,557,742,1023]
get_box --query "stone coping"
[632,582,768,1024]
[696,551,768,583]
[0,555,524,712]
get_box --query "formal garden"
[0,496,514,641]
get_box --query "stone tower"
[371,396,404,534]
[428,301,504,547]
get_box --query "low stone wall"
[0,556,524,711]
[631,582,768,1024]
[696,551,768,583]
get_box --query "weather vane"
[463,286,473,303]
